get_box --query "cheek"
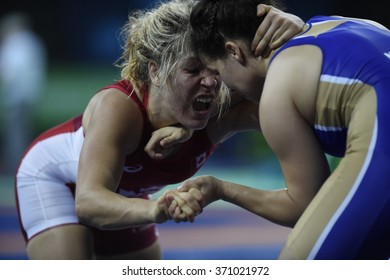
[220,72,234,88]
[221,71,243,91]
[177,75,199,91]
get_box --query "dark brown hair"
[190,0,285,59]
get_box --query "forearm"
[219,180,304,227]
[76,188,160,230]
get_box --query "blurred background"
[0,0,388,174]
[0,0,388,259]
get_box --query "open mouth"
[192,95,214,111]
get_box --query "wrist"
[152,199,167,224]
[212,176,225,201]
[217,179,236,203]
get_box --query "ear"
[148,61,161,86]
[225,41,245,65]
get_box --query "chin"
[189,123,208,131]
[185,119,209,131]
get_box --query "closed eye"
[185,68,201,74]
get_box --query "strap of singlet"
[100,80,150,120]
[141,84,149,110]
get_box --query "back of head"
[190,0,284,59]
[118,0,196,91]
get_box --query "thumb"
[178,181,193,192]
[165,193,174,204]
[159,137,174,148]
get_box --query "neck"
[254,45,287,78]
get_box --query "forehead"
[178,56,204,68]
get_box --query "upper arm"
[77,90,143,194]
[260,48,330,210]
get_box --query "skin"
[25,4,304,259]
[172,18,390,260]
[76,60,223,228]
[150,17,390,259]
[144,3,306,158]
[171,25,331,228]
[251,4,304,56]
[26,56,260,260]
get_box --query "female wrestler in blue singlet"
[178,0,390,259]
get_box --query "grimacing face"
[165,56,222,130]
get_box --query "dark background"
[0,0,388,171]
[0,0,386,259]
[1,0,389,65]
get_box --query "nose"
[200,72,217,87]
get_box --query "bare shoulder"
[82,87,144,153]
[264,45,322,125]
[83,88,142,130]
[260,46,329,202]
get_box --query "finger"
[176,208,195,223]
[252,18,277,55]
[144,128,168,153]
[269,28,296,49]
[178,202,200,219]
[252,4,275,54]
[146,144,175,159]
[172,193,200,219]
[168,199,178,217]
[256,4,270,17]
[175,206,197,223]
[251,19,270,53]
[151,152,164,159]
[160,129,191,147]
[145,127,180,158]
[174,206,182,218]
[170,202,192,223]
[176,189,203,212]
[159,136,175,148]
[173,206,190,223]
[165,192,174,203]
[144,142,159,158]
[260,25,280,53]
[261,24,284,58]
[266,14,305,50]
[261,46,272,58]
[144,141,165,159]
[172,191,201,220]
[178,180,199,192]
[188,188,205,207]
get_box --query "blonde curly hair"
[116,0,229,115]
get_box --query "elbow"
[276,205,305,228]
[75,195,90,225]
[284,216,300,228]
[75,192,115,230]
[279,216,300,228]
[281,192,312,227]
[285,205,306,228]
[75,193,99,227]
